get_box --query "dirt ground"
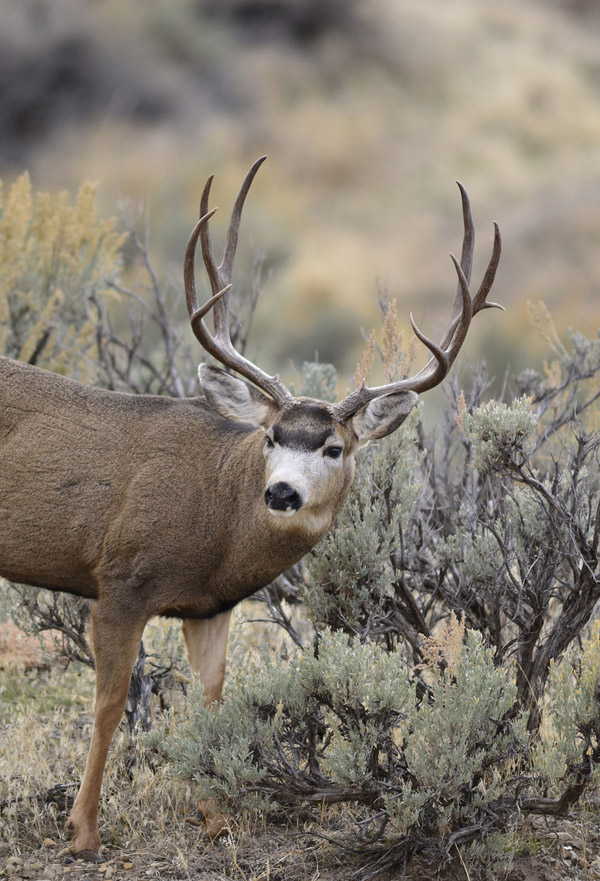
[1,814,600,881]
[0,621,55,670]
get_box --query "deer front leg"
[181,610,233,837]
[182,610,233,703]
[66,602,147,855]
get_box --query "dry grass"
[0,607,354,881]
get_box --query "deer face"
[262,402,351,518]
[188,159,501,537]
[199,365,418,532]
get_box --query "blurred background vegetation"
[0,0,599,391]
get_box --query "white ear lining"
[198,364,273,426]
[351,390,418,446]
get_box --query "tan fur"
[182,612,233,838]
[182,612,233,704]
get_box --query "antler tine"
[198,156,268,340]
[331,186,502,423]
[222,156,268,280]
[198,174,222,305]
[183,207,218,322]
[413,186,503,359]
[405,252,473,388]
[473,221,503,313]
[425,182,474,358]
[457,181,474,286]
[184,158,295,410]
[429,217,503,363]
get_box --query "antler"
[184,156,296,410]
[331,183,503,422]
[186,163,502,419]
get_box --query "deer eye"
[265,435,275,449]
[324,446,343,459]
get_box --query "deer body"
[0,158,502,854]
[0,355,349,612]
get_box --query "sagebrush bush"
[533,622,600,792]
[154,621,526,843]
[155,611,600,871]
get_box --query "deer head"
[184,157,502,528]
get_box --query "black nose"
[265,481,303,512]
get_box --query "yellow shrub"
[0,173,125,379]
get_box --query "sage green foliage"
[294,360,338,402]
[534,623,600,786]
[156,626,527,837]
[567,328,600,378]
[383,628,526,835]
[460,395,537,472]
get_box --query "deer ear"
[349,391,418,448]
[198,364,276,427]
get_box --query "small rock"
[44,838,57,848]
[123,862,134,870]
[77,851,103,864]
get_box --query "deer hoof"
[204,812,230,839]
[197,801,230,839]
[65,816,101,856]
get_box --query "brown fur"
[0,354,386,853]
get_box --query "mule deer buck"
[0,157,501,854]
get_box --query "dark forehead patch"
[273,403,337,451]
